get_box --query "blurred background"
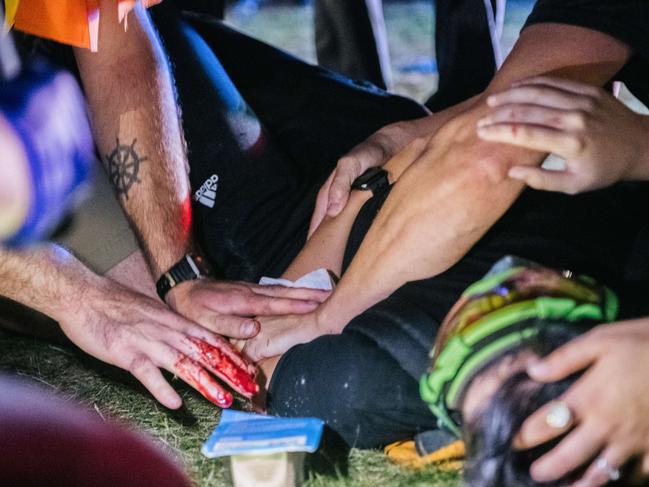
[223,0,536,102]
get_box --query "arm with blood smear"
[0,243,259,409]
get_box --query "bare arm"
[316,23,633,330]
[74,0,190,279]
[74,1,326,338]
[0,245,257,408]
[310,94,480,233]
[284,139,424,280]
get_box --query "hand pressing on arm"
[307,24,634,333]
[241,139,430,362]
[308,96,483,236]
[247,24,635,362]
[74,0,325,340]
[166,279,329,339]
[477,77,649,194]
[0,245,258,409]
[515,320,649,486]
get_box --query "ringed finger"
[531,421,608,483]
[573,445,632,487]
[514,399,577,451]
[192,312,261,340]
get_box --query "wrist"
[313,299,350,335]
[156,253,213,303]
[164,278,196,309]
[56,273,118,325]
[376,121,418,157]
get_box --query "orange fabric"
[384,440,465,471]
[11,0,161,51]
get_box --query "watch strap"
[351,167,389,195]
[156,254,210,302]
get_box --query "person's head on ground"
[421,256,619,486]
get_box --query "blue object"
[202,410,324,458]
[1,60,94,247]
[398,58,438,74]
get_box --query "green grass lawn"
[0,2,544,486]
[0,330,460,486]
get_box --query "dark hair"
[463,323,589,487]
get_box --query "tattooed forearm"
[104,137,147,199]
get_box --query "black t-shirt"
[524,0,649,106]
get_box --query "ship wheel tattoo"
[105,138,147,199]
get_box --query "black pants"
[313,0,503,109]
[152,6,649,449]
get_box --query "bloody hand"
[174,337,259,408]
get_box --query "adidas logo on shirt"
[194,174,219,208]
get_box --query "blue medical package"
[202,410,324,459]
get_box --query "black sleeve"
[523,0,649,105]
[524,1,649,62]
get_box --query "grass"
[0,331,460,486]
[0,2,546,486]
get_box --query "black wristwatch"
[351,167,389,195]
[156,254,211,302]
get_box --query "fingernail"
[167,395,182,409]
[530,463,549,482]
[242,320,259,337]
[486,95,498,106]
[476,117,489,128]
[527,359,549,377]
[508,167,524,179]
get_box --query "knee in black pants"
[267,331,437,449]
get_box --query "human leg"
[149,4,427,281]
[268,330,438,448]
[182,12,426,180]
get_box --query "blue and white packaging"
[202,410,324,458]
